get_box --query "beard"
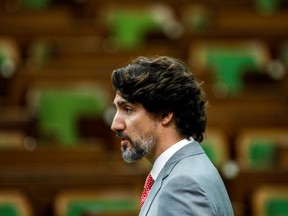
[117,131,157,163]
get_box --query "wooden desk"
[0,148,148,216]
[224,168,288,216]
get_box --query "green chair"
[104,7,161,50]
[189,41,269,96]
[55,190,139,216]
[0,191,32,216]
[67,199,137,216]
[207,48,260,95]
[266,199,288,216]
[236,129,288,169]
[30,85,109,146]
[248,138,276,169]
[0,204,20,216]
[253,186,288,216]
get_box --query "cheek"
[126,120,146,140]
[128,124,141,138]
[126,112,157,137]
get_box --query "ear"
[161,112,174,126]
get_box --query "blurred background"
[0,0,288,216]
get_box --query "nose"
[111,111,125,132]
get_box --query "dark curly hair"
[111,56,207,142]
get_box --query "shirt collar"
[150,137,194,180]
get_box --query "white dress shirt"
[150,137,194,180]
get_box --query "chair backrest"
[27,83,110,146]
[236,128,288,169]
[0,191,32,216]
[55,188,139,216]
[189,40,270,96]
[253,186,288,216]
[99,3,175,50]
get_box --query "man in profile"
[111,56,234,216]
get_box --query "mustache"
[116,131,130,141]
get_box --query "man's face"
[111,94,158,163]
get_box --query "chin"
[122,148,146,164]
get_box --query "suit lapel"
[139,141,204,215]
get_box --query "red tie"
[140,173,154,207]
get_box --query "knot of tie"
[140,173,154,207]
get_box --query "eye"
[124,106,133,114]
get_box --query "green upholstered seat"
[67,198,138,216]
[36,86,109,146]
[0,192,32,216]
[0,203,20,216]
[265,198,288,216]
[248,138,276,169]
[106,10,160,49]
[236,129,288,169]
[206,48,260,95]
[253,187,288,216]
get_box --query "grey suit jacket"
[139,141,234,216]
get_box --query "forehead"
[113,93,160,120]
[113,93,147,111]
[113,93,141,110]
[113,94,128,106]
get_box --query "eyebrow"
[113,98,129,107]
